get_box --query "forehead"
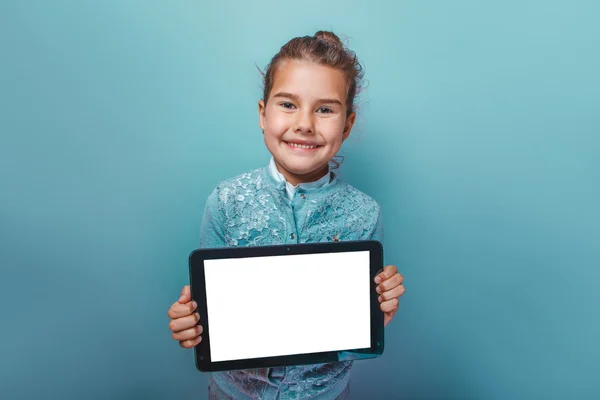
[270,60,347,101]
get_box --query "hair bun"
[314,30,344,48]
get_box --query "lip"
[283,140,322,152]
[284,139,321,146]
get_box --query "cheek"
[318,118,346,143]
[265,108,291,135]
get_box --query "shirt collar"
[268,157,332,199]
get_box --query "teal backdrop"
[1,1,599,399]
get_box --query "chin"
[279,159,328,176]
[267,141,333,175]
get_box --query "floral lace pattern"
[301,185,381,243]
[214,168,380,247]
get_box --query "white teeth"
[288,142,317,149]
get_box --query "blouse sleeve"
[199,187,228,249]
[370,206,384,245]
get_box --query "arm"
[370,205,384,244]
[199,187,228,249]
[168,188,228,349]
[370,206,405,327]
[370,207,385,256]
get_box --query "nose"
[293,109,314,135]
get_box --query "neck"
[274,161,330,186]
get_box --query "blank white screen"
[204,251,371,362]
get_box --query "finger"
[168,300,198,319]
[380,298,399,313]
[179,335,202,349]
[178,285,191,304]
[374,265,398,284]
[378,284,405,302]
[172,324,203,341]
[169,312,200,332]
[376,273,404,293]
[384,309,398,327]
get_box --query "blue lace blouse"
[198,160,384,399]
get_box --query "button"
[301,194,306,199]
[290,233,295,239]
[268,367,286,383]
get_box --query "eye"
[317,107,333,114]
[280,102,296,110]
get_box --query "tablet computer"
[188,240,385,372]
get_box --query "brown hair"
[260,31,365,116]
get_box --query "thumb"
[178,285,191,304]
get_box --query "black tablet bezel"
[188,240,385,372]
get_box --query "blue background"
[1,1,599,399]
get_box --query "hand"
[375,265,405,327]
[168,285,203,348]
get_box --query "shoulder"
[331,180,381,217]
[208,167,266,204]
[336,180,380,208]
[314,180,382,240]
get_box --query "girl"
[168,31,405,400]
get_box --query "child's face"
[259,60,356,185]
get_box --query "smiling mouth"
[284,141,322,150]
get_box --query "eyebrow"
[273,92,343,106]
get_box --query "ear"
[342,111,356,141]
[258,100,266,131]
